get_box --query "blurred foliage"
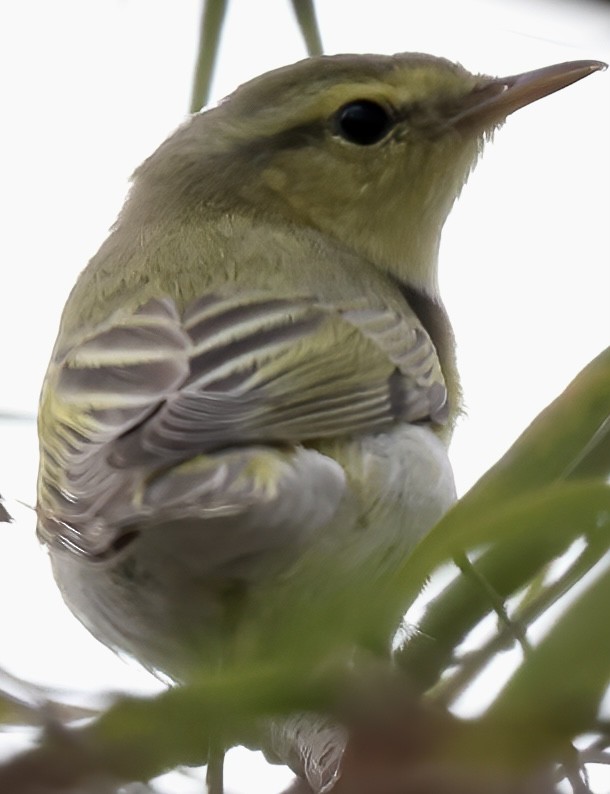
[0,495,11,523]
[0,347,608,792]
[189,0,228,112]
[395,346,610,691]
[189,0,323,112]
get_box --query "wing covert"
[37,288,446,551]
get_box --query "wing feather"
[38,289,447,554]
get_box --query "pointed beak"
[451,60,607,130]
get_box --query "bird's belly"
[49,424,455,678]
[315,423,456,564]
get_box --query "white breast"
[313,423,456,568]
[48,424,454,677]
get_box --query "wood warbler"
[37,52,604,693]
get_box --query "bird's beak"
[451,60,607,130]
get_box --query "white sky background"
[0,1,609,792]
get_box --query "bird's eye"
[334,100,393,145]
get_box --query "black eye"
[334,100,393,145]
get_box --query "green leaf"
[484,563,610,759]
[393,350,610,687]
[396,480,610,602]
[0,665,338,791]
[390,347,610,597]
[396,480,610,687]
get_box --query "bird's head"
[131,53,605,296]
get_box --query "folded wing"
[37,289,446,556]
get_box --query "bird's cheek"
[261,151,373,233]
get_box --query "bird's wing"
[38,290,446,554]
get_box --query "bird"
[36,52,604,791]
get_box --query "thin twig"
[206,739,225,794]
[434,539,606,706]
[290,0,323,56]
[189,0,229,113]
[454,551,531,652]
[577,749,610,766]
[556,743,592,794]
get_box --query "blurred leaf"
[0,660,562,794]
[1,332,605,790]
[189,0,324,114]
[0,664,107,730]
[480,563,610,763]
[568,413,610,480]
[190,0,229,113]
[394,349,610,688]
[390,348,610,593]
[396,480,610,687]
[0,692,22,726]
[433,534,610,706]
[0,495,11,523]
[0,664,339,792]
[330,670,557,794]
[290,0,323,56]
[396,479,609,604]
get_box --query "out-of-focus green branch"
[395,347,610,688]
[432,534,609,706]
[189,0,323,114]
[189,0,229,113]
[2,329,608,787]
[290,0,323,56]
